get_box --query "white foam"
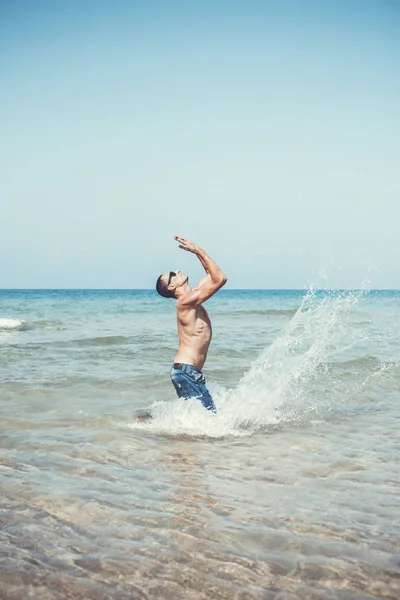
[0,318,25,329]
[124,397,247,438]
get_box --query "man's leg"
[196,380,216,413]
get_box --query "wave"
[331,355,381,369]
[0,318,26,330]
[72,335,130,346]
[30,320,65,330]
[71,334,170,347]
[224,308,298,317]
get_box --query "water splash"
[125,289,368,438]
[218,289,363,431]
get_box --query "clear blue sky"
[1,0,399,288]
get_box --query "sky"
[1,0,399,289]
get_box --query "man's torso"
[174,302,212,370]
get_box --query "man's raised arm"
[174,236,227,304]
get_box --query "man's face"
[164,270,188,291]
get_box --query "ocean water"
[0,289,399,600]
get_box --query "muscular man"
[156,236,227,413]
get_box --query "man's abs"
[174,304,212,370]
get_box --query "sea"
[0,289,399,600]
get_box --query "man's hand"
[174,236,201,254]
[174,235,227,305]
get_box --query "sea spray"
[219,288,363,431]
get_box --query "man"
[156,236,227,413]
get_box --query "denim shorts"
[170,363,216,413]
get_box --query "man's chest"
[177,305,211,330]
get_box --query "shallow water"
[1,289,399,599]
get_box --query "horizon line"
[1,288,399,292]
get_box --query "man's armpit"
[178,291,202,307]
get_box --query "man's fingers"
[175,235,196,252]
[175,235,190,244]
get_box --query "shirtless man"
[156,236,227,413]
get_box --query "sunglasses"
[167,271,176,286]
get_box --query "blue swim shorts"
[170,363,216,413]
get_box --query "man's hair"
[156,274,175,299]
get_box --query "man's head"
[156,270,188,298]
